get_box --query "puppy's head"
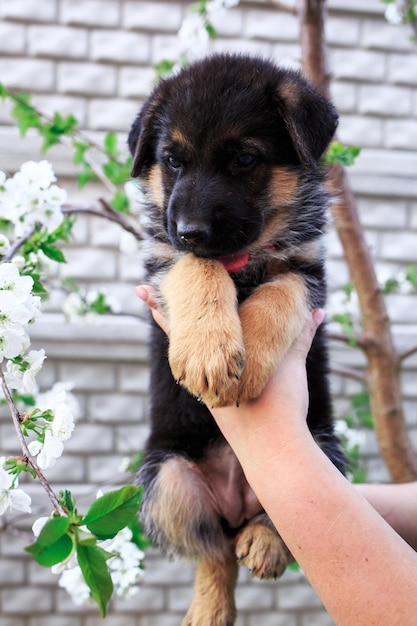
[128,54,338,259]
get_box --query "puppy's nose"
[177,222,211,245]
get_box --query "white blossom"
[58,565,93,606]
[28,431,64,469]
[104,528,145,598]
[178,13,210,60]
[206,0,240,12]
[0,161,66,238]
[0,458,32,515]
[385,2,404,24]
[0,234,10,256]
[5,349,46,394]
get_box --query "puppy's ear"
[275,73,338,168]
[128,95,159,178]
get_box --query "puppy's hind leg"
[182,550,238,626]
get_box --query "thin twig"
[0,367,66,517]
[326,330,366,349]
[63,201,144,241]
[397,343,417,365]
[1,226,36,263]
[330,365,366,383]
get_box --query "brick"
[271,43,301,70]
[277,581,322,610]
[28,25,88,58]
[112,585,165,611]
[357,198,408,229]
[119,66,156,99]
[87,454,130,482]
[141,616,187,626]
[59,247,118,280]
[248,613,298,626]
[326,16,360,47]
[388,53,417,86]
[150,34,184,65]
[87,98,139,131]
[236,583,274,610]
[209,5,243,36]
[1,587,53,613]
[64,423,114,451]
[212,37,272,58]
[0,559,25,584]
[30,618,82,626]
[115,424,150,452]
[58,62,117,96]
[386,293,417,323]
[58,361,116,390]
[31,94,87,126]
[244,9,299,41]
[331,49,386,82]
[60,0,120,27]
[330,81,357,113]
[385,119,417,150]
[123,2,182,32]
[380,232,417,261]
[362,19,413,51]
[358,85,412,117]
[337,115,383,148]
[166,585,194,611]
[143,558,193,585]
[301,610,335,626]
[0,22,25,54]
[0,58,55,91]
[85,617,137,626]
[119,364,150,393]
[89,392,146,422]
[90,30,150,64]
[0,0,56,21]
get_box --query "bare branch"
[330,365,366,383]
[0,367,66,517]
[1,227,36,264]
[326,330,366,349]
[63,201,144,241]
[397,343,417,365]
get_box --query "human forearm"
[214,409,417,625]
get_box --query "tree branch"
[0,368,66,517]
[330,365,366,383]
[63,201,144,241]
[397,343,417,365]
[299,0,417,482]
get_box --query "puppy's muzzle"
[177,219,212,247]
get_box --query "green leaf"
[72,140,89,165]
[323,142,361,167]
[110,190,129,213]
[82,485,142,540]
[40,243,66,263]
[76,541,113,617]
[104,131,118,157]
[25,516,73,567]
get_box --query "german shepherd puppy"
[128,54,345,626]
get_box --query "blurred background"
[0,0,417,624]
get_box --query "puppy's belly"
[198,445,263,529]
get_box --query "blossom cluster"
[178,0,240,61]
[33,513,145,605]
[0,163,78,509]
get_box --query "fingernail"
[135,286,148,302]
[312,308,325,327]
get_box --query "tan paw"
[182,602,236,626]
[169,327,245,408]
[235,523,288,579]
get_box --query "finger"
[290,308,325,359]
[135,285,170,335]
[135,285,158,309]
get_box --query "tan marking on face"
[270,166,298,206]
[146,163,164,208]
[170,128,193,149]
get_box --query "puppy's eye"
[165,155,182,171]
[233,153,256,169]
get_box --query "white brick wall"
[0,1,417,625]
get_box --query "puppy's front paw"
[169,324,245,408]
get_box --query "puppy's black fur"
[128,54,345,626]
